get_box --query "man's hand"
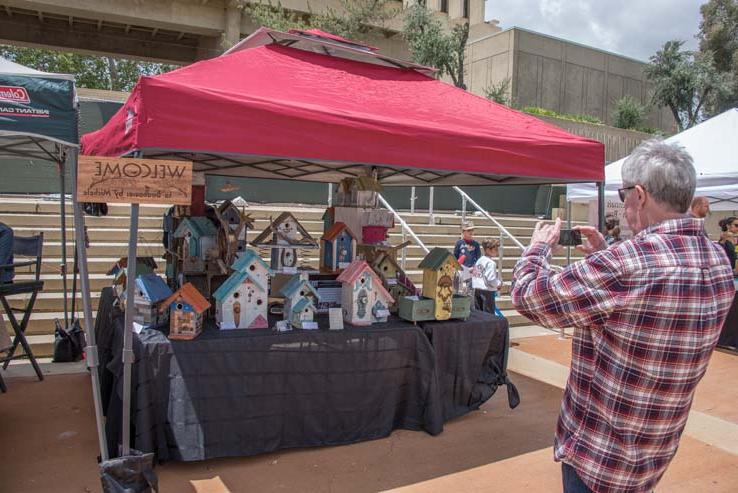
[530,217,562,248]
[573,225,607,254]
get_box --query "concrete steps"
[1,196,569,357]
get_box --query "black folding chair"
[0,233,45,386]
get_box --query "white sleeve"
[484,259,501,289]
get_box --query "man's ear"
[635,184,647,207]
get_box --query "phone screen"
[558,229,582,246]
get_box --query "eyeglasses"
[618,186,636,202]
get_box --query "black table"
[95,288,516,462]
[718,292,738,350]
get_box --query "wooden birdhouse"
[370,253,418,312]
[321,222,357,272]
[132,274,173,326]
[251,212,318,273]
[418,248,461,320]
[173,217,220,273]
[289,298,318,329]
[336,260,394,326]
[280,274,321,321]
[335,177,382,208]
[212,249,272,330]
[215,200,254,263]
[108,257,158,301]
[161,283,211,340]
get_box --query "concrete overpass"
[0,0,491,63]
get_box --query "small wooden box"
[398,296,436,322]
[450,294,472,320]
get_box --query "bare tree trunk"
[106,57,119,91]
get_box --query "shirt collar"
[635,216,705,239]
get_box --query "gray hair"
[621,139,696,213]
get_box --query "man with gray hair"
[512,139,735,493]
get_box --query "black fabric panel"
[420,311,518,421]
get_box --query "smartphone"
[558,229,582,246]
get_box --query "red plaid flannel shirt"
[512,218,735,493]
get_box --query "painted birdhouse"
[290,298,318,330]
[173,217,220,273]
[216,200,254,261]
[418,248,461,321]
[370,253,418,311]
[336,260,394,326]
[132,274,173,326]
[251,212,318,273]
[212,249,272,330]
[108,257,158,300]
[335,176,382,208]
[280,274,321,321]
[321,222,357,272]
[161,283,211,340]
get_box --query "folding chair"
[0,233,45,384]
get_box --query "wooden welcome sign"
[77,156,193,205]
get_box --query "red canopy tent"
[82,28,604,186]
[79,27,606,460]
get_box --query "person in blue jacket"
[453,221,481,268]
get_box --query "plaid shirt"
[512,218,735,493]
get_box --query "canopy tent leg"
[59,154,69,328]
[71,149,109,461]
[597,182,605,233]
[120,204,139,456]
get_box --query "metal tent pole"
[120,152,142,456]
[59,154,69,328]
[71,149,109,461]
[597,182,606,233]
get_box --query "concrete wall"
[467,28,676,132]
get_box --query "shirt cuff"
[522,242,552,259]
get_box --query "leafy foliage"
[698,0,738,111]
[0,45,176,91]
[611,95,646,130]
[521,107,603,125]
[484,78,511,105]
[237,0,397,41]
[644,40,732,131]
[402,1,469,89]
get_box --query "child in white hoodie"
[472,239,502,316]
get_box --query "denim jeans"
[562,463,594,493]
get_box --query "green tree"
[698,0,738,110]
[611,95,646,130]
[402,1,469,89]
[484,78,511,105]
[644,40,732,131]
[0,45,176,91]
[237,0,397,41]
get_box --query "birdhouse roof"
[217,200,254,227]
[212,271,267,301]
[292,298,316,313]
[107,256,157,276]
[250,211,317,247]
[418,247,460,271]
[161,283,211,314]
[371,252,401,273]
[336,260,393,302]
[280,275,321,300]
[322,221,356,241]
[231,248,273,274]
[135,274,173,303]
[173,217,219,238]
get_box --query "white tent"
[567,109,738,210]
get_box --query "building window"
[463,0,470,18]
[441,0,448,14]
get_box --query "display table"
[95,289,516,462]
[718,290,738,351]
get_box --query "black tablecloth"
[96,288,516,462]
[718,293,738,350]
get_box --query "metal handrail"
[452,186,526,251]
[377,193,430,255]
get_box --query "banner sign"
[0,75,77,144]
[77,156,193,205]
